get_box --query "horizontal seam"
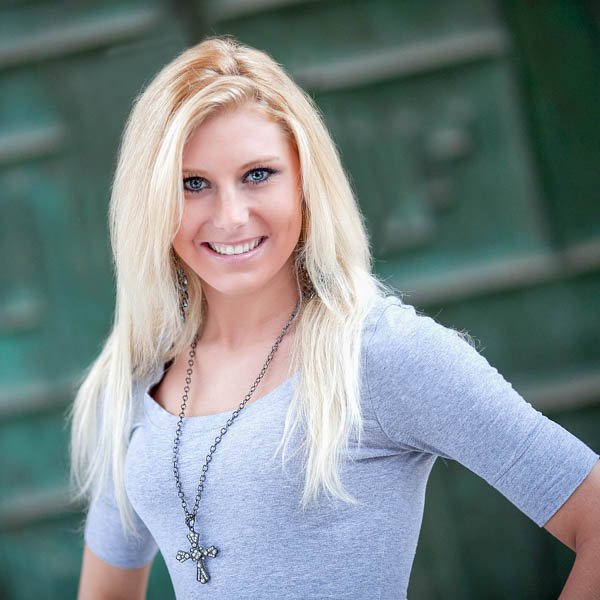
[490,419,546,486]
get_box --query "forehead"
[183,104,293,170]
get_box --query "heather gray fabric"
[84,295,599,599]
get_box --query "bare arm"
[544,461,600,599]
[77,544,153,600]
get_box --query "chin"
[199,261,297,300]
[200,273,280,299]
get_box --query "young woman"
[71,36,600,599]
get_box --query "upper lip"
[204,236,264,245]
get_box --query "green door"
[1,1,598,598]
[0,2,186,597]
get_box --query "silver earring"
[176,263,189,322]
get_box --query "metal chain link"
[172,300,301,527]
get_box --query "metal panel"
[1,0,598,597]
[500,0,600,245]
[0,1,188,597]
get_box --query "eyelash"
[182,166,278,193]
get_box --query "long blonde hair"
[69,35,386,534]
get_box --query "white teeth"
[208,237,262,255]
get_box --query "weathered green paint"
[0,1,189,597]
[500,0,600,245]
[0,0,598,598]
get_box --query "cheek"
[273,204,302,248]
[171,217,197,259]
[173,202,202,243]
[290,199,304,239]
[171,233,185,262]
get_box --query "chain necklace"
[172,300,301,584]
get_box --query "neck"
[199,268,299,349]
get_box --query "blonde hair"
[68,35,386,534]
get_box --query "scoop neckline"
[140,295,397,431]
[142,365,299,431]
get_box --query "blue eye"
[183,176,206,193]
[183,167,277,193]
[245,167,276,185]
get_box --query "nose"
[211,186,249,231]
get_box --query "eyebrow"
[182,156,282,175]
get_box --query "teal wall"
[0,1,598,598]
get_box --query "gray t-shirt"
[84,295,598,599]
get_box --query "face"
[173,103,303,300]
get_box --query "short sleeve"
[366,298,599,527]
[84,468,158,569]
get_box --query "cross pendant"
[176,517,218,584]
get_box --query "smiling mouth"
[205,236,266,256]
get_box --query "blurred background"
[1,0,599,598]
